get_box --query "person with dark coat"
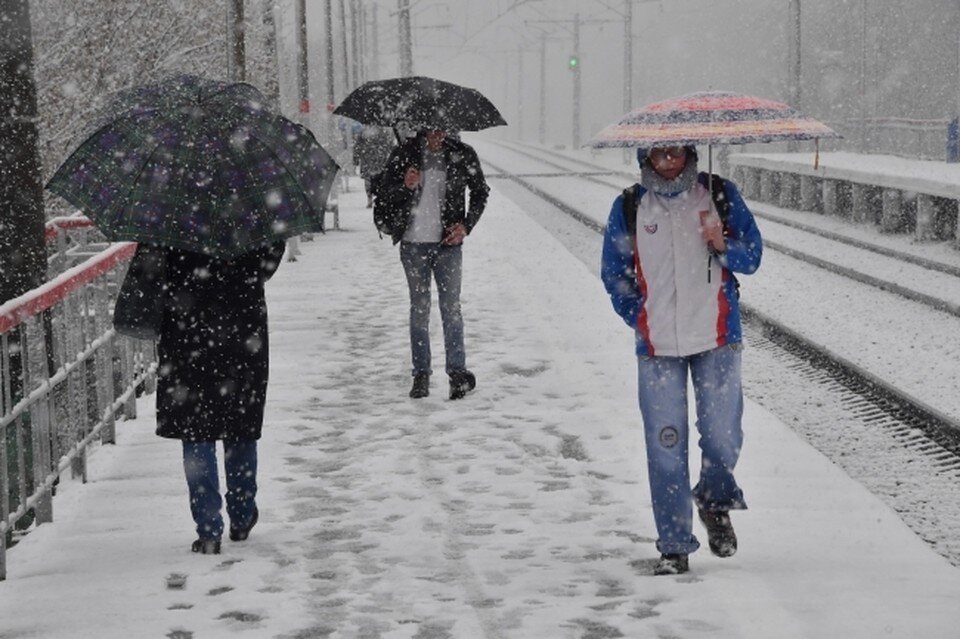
[374,129,489,400]
[155,241,285,554]
[352,125,396,208]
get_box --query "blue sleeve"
[718,180,762,275]
[601,195,642,328]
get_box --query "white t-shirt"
[403,148,447,243]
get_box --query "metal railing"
[0,221,156,581]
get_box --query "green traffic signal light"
[568,55,579,70]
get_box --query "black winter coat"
[155,242,285,442]
[374,134,489,244]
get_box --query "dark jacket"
[155,242,285,442]
[374,133,489,244]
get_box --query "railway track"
[480,140,960,565]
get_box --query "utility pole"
[517,45,524,141]
[260,0,281,106]
[326,0,336,108]
[787,0,801,151]
[623,0,633,114]
[0,0,46,306]
[788,0,801,109]
[572,13,581,148]
[539,31,546,144]
[226,0,246,81]
[339,0,351,91]
[371,3,380,80]
[296,0,310,118]
[351,0,362,87]
[858,0,867,153]
[398,0,413,76]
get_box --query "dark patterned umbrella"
[333,76,507,132]
[47,74,339,258]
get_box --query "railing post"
[1,335,12,575]
[742,167,760,200]
[121,339,137,420]
[142,343,158,395]
[851,183,869,223]
[31,394,53,525]
[880,188,902,233]
[759,170,775,202]
[799,175,820,212]
[916,194,936,241]
[822,179,838,216]
[779,173,798,209]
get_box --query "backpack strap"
[622,184,639,237]
[698,172,731,226]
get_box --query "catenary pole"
[339,0,351,91]
[623,0,632,114]
[371,2,380,80]
[226,0,246,81]
[0,0,46,306]
[572,13,581,149]
[787,0,801,151]
[539,31,546,144]
[296,0,310,119]
[517,45,524,141]
[351,0,361,88]
[398,0,413,76]
[260,0,281,107]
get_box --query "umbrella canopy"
[587,91,839,149]
[333,76,507,132]
[47,74,339,258]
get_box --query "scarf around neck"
[640,156,699,196]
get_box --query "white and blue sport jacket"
[601,177,762,357]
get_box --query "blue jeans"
[636,344,746,555]
[399,242,466,375]
[182,440,258,541]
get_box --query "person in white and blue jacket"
[601,144,762,576]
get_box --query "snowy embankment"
[1,179,959,638]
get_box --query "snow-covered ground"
[2,176,960,638]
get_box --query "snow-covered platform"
[2,180,959,638]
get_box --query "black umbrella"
[333,76,507,133]
[47,74,339,258]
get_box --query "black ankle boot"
[229,508,259,542]
[698,508,737,558]
[449,369,476,400]
[191,538,221,554]
[410,372,430,398]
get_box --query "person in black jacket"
[374,129,489,400]
[155,241,285,554]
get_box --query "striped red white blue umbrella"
[587,91,839,149]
